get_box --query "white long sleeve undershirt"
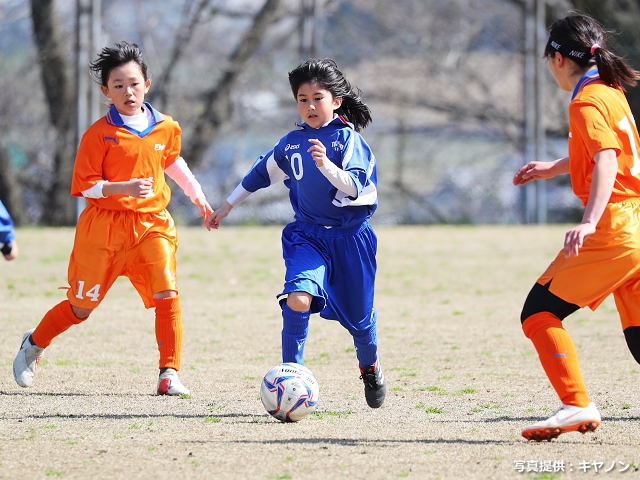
[164,157,205,203]
[226,162,357,208]
[317,161,357,197]
[82,157,205,203]
[227,184,252,207]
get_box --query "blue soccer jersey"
[241,117,377,229]
[0,200,15,245]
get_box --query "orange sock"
[155,295,183,370]
[522,312,590,407]
[32,300,85,348]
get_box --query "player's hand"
[308,139,328,167]
[3,240,18,261]
[564,222,596,258]
[207,202,233,230]
[513,162,556,186]
[124,177,154,197]
[195,198,214,229]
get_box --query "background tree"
[30,0,76,226]
[570,0,640,116]
[3,0,640,226]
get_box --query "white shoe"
[13,329,45,387]
[157,368,190,396]
[522,402,601,441]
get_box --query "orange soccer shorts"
[537,197,640,330]
[67,205,179,309]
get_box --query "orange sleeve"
[570,103,621,160]
[162,117,181,169]
[568,84,640,202]
[71,122,107,197]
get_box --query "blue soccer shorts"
[278,220,377,335]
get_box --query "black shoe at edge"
[360,363,386,408]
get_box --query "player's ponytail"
[593,45,640,89]
[288,58,372,132]
[544,13,640,89]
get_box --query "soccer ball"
[260,363,319,422]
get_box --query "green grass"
[453,387,476,395]
[311,410,352,420]
[415,385,442,392]
[2,225,633,478]
[416,404,443,414]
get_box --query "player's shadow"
[3,412,264,421]
[469,415,640,423]
[215,437,515,446]
[0,391,160,397]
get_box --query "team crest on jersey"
[155,144,166,151]
[284,143,300,151]
[332,140,344,151]
[104,134,118,145]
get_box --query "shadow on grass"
[3,412,264,421]
[199,437,517,446]
[445,415,640,423]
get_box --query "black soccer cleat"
[360,362,386,408]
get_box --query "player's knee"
[520,281,579,324]
[71,305,93,320]
[286,292,312,312]
[624,326,640,364]
[153,290,178,299]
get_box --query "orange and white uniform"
[68,102,182,309]
[538,71,640,330]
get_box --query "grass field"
[0,225,639,479]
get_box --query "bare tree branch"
[147,0,213,110]
[182,0,284,168]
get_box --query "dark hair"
[89,41,149,87]
[288,58,372,131]
[544,13,640,89]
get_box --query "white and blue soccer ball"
[260,363,319,422]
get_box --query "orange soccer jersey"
[67,103,182,309]
[537,75,640,329]
[71,103,181,213]
[568,79,640,205]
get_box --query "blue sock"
[281,304,310,364]
[353,309,379,368]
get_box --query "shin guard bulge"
[155,296,183,370]
[522,312,590,407]
[282,304,310,364]
[352,312,378,368]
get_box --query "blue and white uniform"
[231,116,379,367]
[0,200,16,247]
